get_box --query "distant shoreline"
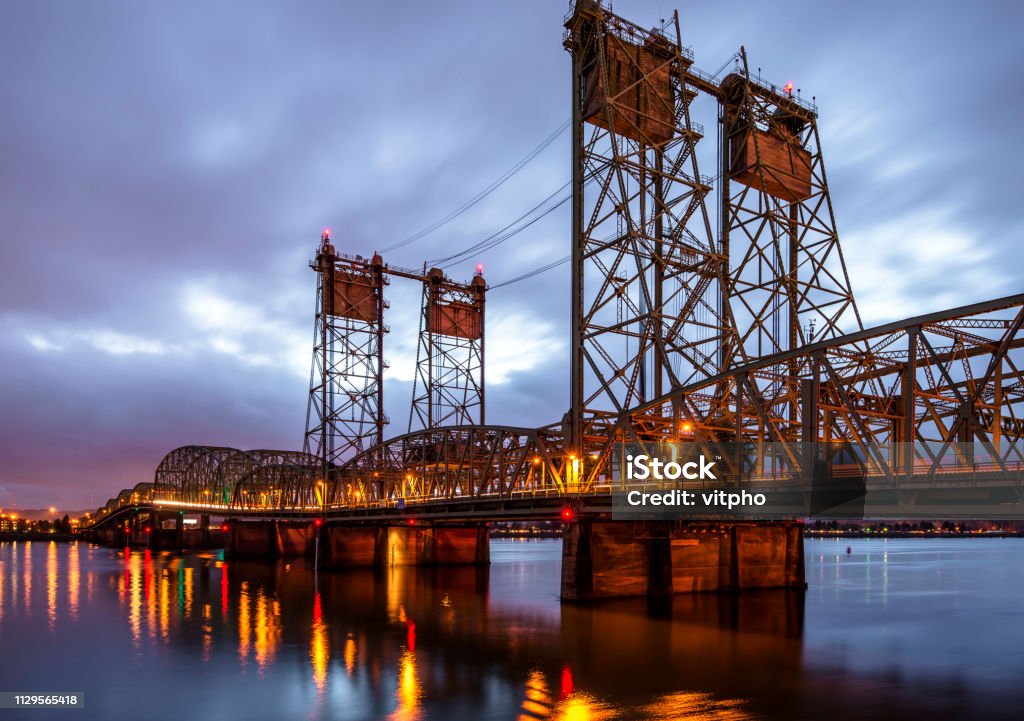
[0,532,75,542]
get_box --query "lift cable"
[380,120,570,253]
[488,254,571,290]
[429,180,572,267]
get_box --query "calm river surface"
[1,538,1022,720]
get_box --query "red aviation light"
[323,227,331,239]
[221,523,230,533]
[475,263,484,275]
[561,507,575,522]
[314,518,323,528]
[783,81,794,96]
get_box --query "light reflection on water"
[0,538,1023,720]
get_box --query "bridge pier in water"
[561,520,805,602]
[226,520,317,559]
[321,523,490,568]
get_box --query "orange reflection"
[238,581,251,666]
[310,593,329,693]
[46,542,57,633]
[183,567,194,620]
[202,603,213,662]
[128,552,142,648]
[253,588,280,672]
[144,551,156,641]
[0,557,5,627]
[159,568,170,643]
[517,669,553,721]
[641,691,753,720]
[344,633,357,677]
[389,649,421,721]
[68,543,80,621]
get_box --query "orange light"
[783,81,794,95]
[323,227,331,238]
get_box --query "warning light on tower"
[322,227,331,240]
[475,263,484,275]
[783,81,794,96]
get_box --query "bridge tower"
[409,267,486,430]
[563,1,735,455]
[718,55,862,429]
[303,231,389,473]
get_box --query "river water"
[0,537,1022,720]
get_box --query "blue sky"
[2,0,1021,509]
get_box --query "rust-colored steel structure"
[563,4,730,457]
[303,232,389,472]
[88,1,1024,535]
[409,267,486,431]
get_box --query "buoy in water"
[846,546,852,554]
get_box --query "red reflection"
[560,665,574,699]
[221,563,229,616]
[406,620,416,653]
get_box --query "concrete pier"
[560,521,805,601]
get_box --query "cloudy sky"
[2,0,1021,510]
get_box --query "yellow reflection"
[202,603,213,662]
[238,581,251,666]
[389,649,421,721]
[128,552,142,648]
[310,593,329,693]
[23,542,31,613]
[386,565,406,622]
[517,669,553,721]
[641,692,752,720]
[254,588,280,672]
[0,558,5,627]
[46,542,57,633]
[184,567,194,620]
[159,568,170,643]
[144,552,156,641]
[68,543,80,621]
[9,551,17,617]
[344,633,356,676]
[551,692,617,721]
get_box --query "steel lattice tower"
[719,55,862,365]
[303,232,389,472]
[717,55,863,430]
[409,267,486,430]
[564,2,737,452]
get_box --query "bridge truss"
[87,1,1024,527]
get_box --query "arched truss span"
[328,425,572,508]
[153,445,317,506]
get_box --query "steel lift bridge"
[86,2,1024,596]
